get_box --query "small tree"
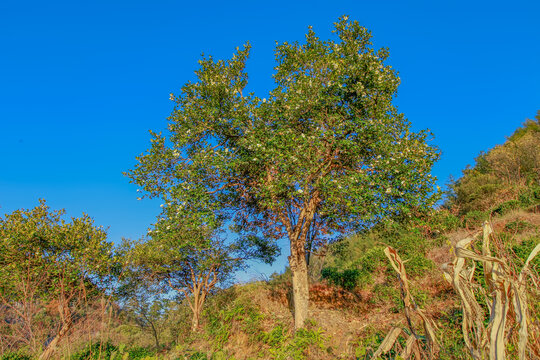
[0,200,115,360]
[117,280,169,349]
[127,17,439,329]
[123,214,276,332]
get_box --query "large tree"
[127,17,440,329]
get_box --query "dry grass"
[372,247,439,359]
[442,222,540,359]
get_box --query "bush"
[70,342,153,360]
[354,327,391,359]
[492,199,520,216]
[403,254,434,277]
[384,225,430,255]
[463,210,488,228]
[320,267,361,290]
[187,352,208,360]
[71,342,119,360]
[128,346,155,360]
[355,246,386,273]
[321,221,434,289]
[447,114,540,214]
[504,219,532,233]
[204,287,263,350]
[519,185,540,208]
[426,210,461,233]
[265,321,327,360]
[261,324,288,347]
[437,308,468,360]
[371,283,401,312]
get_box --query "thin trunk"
[38,321,71,360]
[290,251,309,330]
[149,321,160,349]
[190,286,201,332]
[305,238,313,266]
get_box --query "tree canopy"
[0,200,115,360]
[127,16,440,328]
[122,214,278,331]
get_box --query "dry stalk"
[372,247,439,359]
[442,221,540,360]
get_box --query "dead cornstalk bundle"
[442,221,540,360]
[372,247,439,359]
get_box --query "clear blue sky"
[1,0,539,280]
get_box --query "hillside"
[105,113,539,360]
[165,210,537,359]
[1,115,539,359]
[159,113,540,359]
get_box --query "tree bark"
[191,307,200,332]
[190,287,201,332]
[283,193,319,330]
[38,321,71,360]
[290,252,309,330]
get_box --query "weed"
[492,199,520,216]
[463,210,488,228]
[371,283,402,313]
[204,288,264,351]
[261,325,288,347]
[0,353,33,360]
[354,329,385,359]
[266,323,326,360]
[518,185,540,208]
[504,219,533,233]
[512,236,540,271]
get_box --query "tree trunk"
[38,321,71,360]
[190,290,201,332]
[191,308,200,332]
[149,321,160,349]
[290,252,309,330]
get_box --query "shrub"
[261,324,288,347]
[519,185,540,208]
[426,209,461,233]
[437,309,468,360]
[187,352,208,360]
[504,219,532,233]
[371,283,401,312]
[204,287,264,350]
[265,322,326,360]
[71,342,119,360]
[355,246,386,273]
[354,327,394,359]
[403,254,434,277]
[492,199,520,216]
[321,220,434,290]
[463,210,488,228]
[128,346,155,360]
[320,267,361,291]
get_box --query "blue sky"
[1,0,539,280]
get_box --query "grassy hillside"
[106,114,537,359]
[2,115,539,359]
